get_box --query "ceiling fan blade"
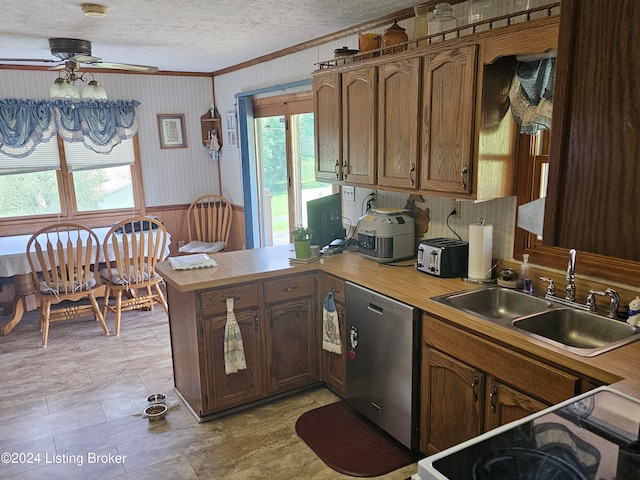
[93,62,158,73]
[68,54,102,64]
[0,58,58,63]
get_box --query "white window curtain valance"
[0,99,141,159]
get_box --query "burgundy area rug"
[295,400,423,477]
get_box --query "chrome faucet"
[586,288,621,318]
[565,249,576,302]
[605,288,621,319]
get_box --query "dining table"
[0,226,171,335]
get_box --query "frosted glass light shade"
[50,79,79,99]
[82,80,108,100]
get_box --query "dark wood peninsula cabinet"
[544,0,640,261]
[167,271,320,420]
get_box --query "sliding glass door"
[253,95,332,247]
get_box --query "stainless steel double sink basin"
[431,286,640,357]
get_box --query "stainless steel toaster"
[417,237,469,277]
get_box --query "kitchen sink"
[512,308,640,357]
[431,286,554,322]
[431,286,640,356]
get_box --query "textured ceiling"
[0,0,422,73]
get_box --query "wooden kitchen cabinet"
[421,346,485,454]
[263,274,318,394]
[377,57,421,189]
[421,314,579,454]
[484,375,548,431]
[321,273,347,395]
[203,307,262,412]
[313,72,342,182]
[544,0,640,262]
[200,283,262,414]
[419,45,477,196]
[168,272,320,420]
[341,66,377,185]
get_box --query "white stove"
[413,386,640,480]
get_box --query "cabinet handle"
[253,312,258,331]
[490,385,498,412]
[334,159,340,179]
[282,285,299,292]
[268,307,274,328]
[409,163,415,186]
[471,376,479,402]
[461,164,469,191]
[343,161,348,180]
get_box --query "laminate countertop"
[156,244,640,399]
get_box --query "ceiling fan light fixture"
[81,3,108,17]
[82,79,108,100]
[50,78,79,99]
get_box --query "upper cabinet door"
[420,45,477,195]
[544,0,640,261]
[377,58,421,189]
[342,66,377,185]
[313,73,342,182]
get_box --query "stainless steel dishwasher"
[345,281,420,449]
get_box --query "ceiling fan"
[0,38,158,73]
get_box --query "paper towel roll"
[468,221,493,281]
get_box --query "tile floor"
[0,303,418,479]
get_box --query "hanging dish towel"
[224,297,247,374]
[322,291,342,354]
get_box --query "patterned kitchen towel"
[322,291,342,354]
[224,297,247,374]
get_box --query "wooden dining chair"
[178,194,232,254]
[100,216,169,335]
[25,222,109,347]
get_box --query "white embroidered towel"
[224,297,247,374]
[322,291,342,354]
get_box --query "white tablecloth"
[0,227,171,277]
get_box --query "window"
[0,135,144,223]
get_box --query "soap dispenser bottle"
[517,254,533,295]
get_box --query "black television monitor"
[306,192,345,248]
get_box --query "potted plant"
[292,226,313,259]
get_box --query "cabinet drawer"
[199,283,259,317]
[264,274,315,303]
[323,274,346,304]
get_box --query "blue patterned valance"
[0,99,141,158]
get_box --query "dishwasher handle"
[368,302,383,315]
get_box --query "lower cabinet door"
[422,347,485,454]
[484,376,548,431]
[322,303,346,395]
[204,309,262,413]
[266,298,318,393]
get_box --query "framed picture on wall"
[225,112,238,147]
[157,114,187,149]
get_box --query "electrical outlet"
[342,185,355,202]
[451,199,460,219]
[178,240,185,248]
